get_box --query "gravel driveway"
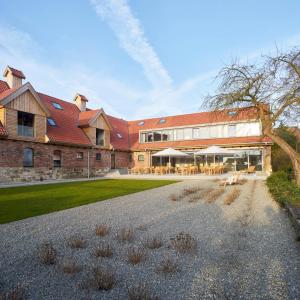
[0,179,299,299]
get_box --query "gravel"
[0,179,300,299]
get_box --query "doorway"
[111,153,116,169]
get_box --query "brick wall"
[0,139,130,182]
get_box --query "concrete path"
[0,179,299,299]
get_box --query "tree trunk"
[265,129,300,186]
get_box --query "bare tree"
[205,48,300,185]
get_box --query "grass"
[94,243,113,258]
[127,282,158,300]
[37,242,57,265]
[0,179,177,224]
[206,188,225,203]
[170,232,197,254]
[0,284,25,300]
[67,236,87,249]
[61,259,81,275]
[95,224,110,237]
[127,247,146,265]
[144,236,163,249]
[156,257,179,274]
[224,188,241,205]
[116,227,135,243]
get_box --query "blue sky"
[0,0,300,119]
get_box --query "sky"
[0,0,300,120]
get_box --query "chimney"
[74,93,88,112]
[3,66,25,89]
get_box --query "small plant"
[169,193,180,201]
[206,188,225,203]
[67,236,86,249]
[170,232,197,253]
[95,224,110,237]
[144,236,163,249]
[0,285,25,300]
[61,258,81,275]
[38,242,57,265]
[116,227,134,242]
[127,247,146,265]
[127,282,158,300]
[94,243,113,258]
[182,187,200,196]
[224,188,241,205]
[80,267,116,291]
[156,257,179,274]
[136,224,148,231]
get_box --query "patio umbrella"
[152,148,189,171]
[194,146,235,164]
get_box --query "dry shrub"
[38,242,57,265]
[95,224,110,237]
[127,282,158,300]
[0,285,25,300]
[94,243,113,258]
[80,267,116,291]
[238,178,248,185]
[68,236,86,249]
[224,188,241,205]
[156,257,179,274]
[168,193,180,201]
[182,187,201,196]
[170,232,197,253]
[188,194,199,203]
[144,236,163,249]
[61,258,81,275]
[136,224,148,231]
[116,227,134,242]
[206,188,225,203]
[127,247,146,265]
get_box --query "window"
[96,153,101,161]
[192,128,200,139]
[138,121,145,126]
[183,128,193,140]
[128,154,132,162]
[228,124,236,137]
[140,132,147,143]
[77,152,84,159]
[146,132,153,142]
[138,154,144,161]
[159,119,166,124]
[23,148,33,167]
[47,118,56,126]
[175,129,184,140]
[162,130,173,141]
[153,131,162,142]
[228,111,237,116]
[52,102,63,110]
[18,111,34,137]
[96,128,105,146]
[53,150,61,167]
[116,133,123,139]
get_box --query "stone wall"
[0,139,129,182]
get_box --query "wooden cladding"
[6,91,46,116]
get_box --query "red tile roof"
[107,115,130,151]
[38,93,92,146]
[5,66,25,79]
[78,110,100,127]
[0,80,9,93]
[0,121,8,137]
[0,79,272,149]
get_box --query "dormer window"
[96,128,104,146]
[47,118,56,126]
[52,102,63,110]
[117,133,123,138]
[138,121,145,126]
[159,119,166,124]
[18,111,34,137]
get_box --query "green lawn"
[0,179,177,224]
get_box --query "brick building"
[0,66,272,182]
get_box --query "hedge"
[267,171,300,206]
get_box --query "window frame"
[77,152,84,160]
[18,111,34,137]
[53,150,62,168]
[96,128,105,146]
[23,148,34,167]
[138,154,145,161]
[52,102,63,110]
[96,153,101,161]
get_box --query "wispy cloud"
[90,0,172,90]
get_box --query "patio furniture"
[220,174,240,187]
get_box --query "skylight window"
[228,111,237,116]
[47,118,56,126]
[138,121,145,126]
[159,119,166,124]
[52,102,63,110]
[117,133,123,138]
